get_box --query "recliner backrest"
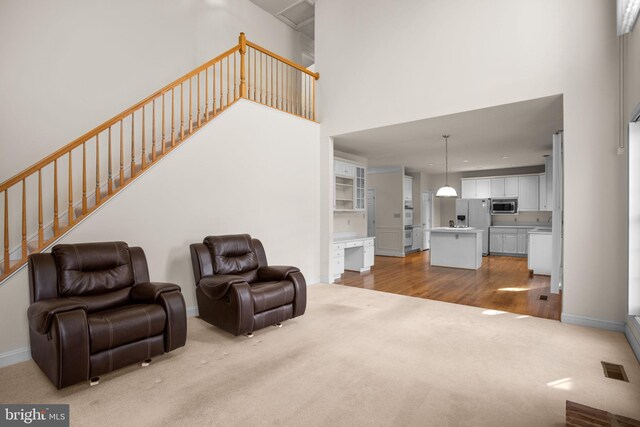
[203,234,259,283]
[52,241,134,296]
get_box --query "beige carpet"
[1,284,639,426]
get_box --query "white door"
[421,192,433,250]
[367,189,376,238]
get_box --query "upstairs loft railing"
[0,33,319,282]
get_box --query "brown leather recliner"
[27,241,187,389]
[190,234,306,336]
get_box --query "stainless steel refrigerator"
[455,198,491,255]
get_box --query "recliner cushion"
[204,235,259,276]
[250,281,295,313]
[87,304,166,353]
[53,242,134,296]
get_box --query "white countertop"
[430,227,483,234]
[490,225,550,229]
[529,228,552,235]
[333,236,375,243]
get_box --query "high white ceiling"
[333,95,563,174]
[249,0,315,40]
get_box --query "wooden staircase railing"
[0,33,319,282]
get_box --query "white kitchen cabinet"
[334,160,356,177]
[518,176,539,211]
[490,232,503,252]
[490,227,533,255]
[461,179,477,199]
[476,179,491,198]
[517,229,527,254]
[334,158,366,211]
[538,174,547,211]
[503,233,517,253]
[491,178,505,198]
[403,175,413,203]
[505,177,519,197]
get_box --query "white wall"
[0,0,302,181]
[0,100,320,363]
[317,0,626,325]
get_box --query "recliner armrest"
[27,299,87,334]
[198,275,247,300]
[257,266,300,282]
[130,282,181,303]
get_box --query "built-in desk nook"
[332,236,375,281]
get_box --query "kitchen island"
[430,227,483,270]
[528,228,552,275]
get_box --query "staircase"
[0,33,319,283]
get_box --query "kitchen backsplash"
[491,211,552,225]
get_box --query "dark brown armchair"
[190,234,306,336]
[27,241,187,389]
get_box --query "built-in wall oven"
[404,228,413,247]
[404,207,413,224]
[491,198,518,214]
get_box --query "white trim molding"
[561,313,626,332]
[0,346,31,368]
[625,316,640,363]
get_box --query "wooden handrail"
[0,45,240,192]
[0,33,318,282]
[246,40,319,80]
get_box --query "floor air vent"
[601,361,629,382]
[539,295,548,301]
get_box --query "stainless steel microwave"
[491,198,518,214]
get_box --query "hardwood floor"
[335,250,562,321]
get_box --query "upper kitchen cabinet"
[504,177,519,197]
[476,179,491,198]
[334,159,356,177]
[463,170,550,210]
[491,178,505,198]
[463,176,519,199]
[403,175,413,204]
[334,158,366,211]
[461,179,477,199]
[518,175,539,211]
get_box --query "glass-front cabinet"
[355,166,365,210]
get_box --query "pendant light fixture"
[436,134,458,198]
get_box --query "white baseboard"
[561,313,625,332]
[0,346,31,368]
[625,318,640,363]
[0,306,201,369]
